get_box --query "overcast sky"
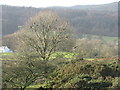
[0,0,119,7]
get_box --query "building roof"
[0,46,12,53]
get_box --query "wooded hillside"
[1,2,118,36]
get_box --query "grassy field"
[50,52,78,61]
[0,52,116,61]
[1,52,77,61]
[1,52,118,62]
[27,84,44,88]
[79,34,118,43]
[0,52,13,56]
[0,52,15,61]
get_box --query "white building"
[0,46,13,53]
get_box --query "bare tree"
[15,11,74,61]
[2,11,75,89]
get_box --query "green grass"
[0,52,16,61]
[0,52,13,56]
[102,36,117,42]
[1,51,117,62]
[79,34,118,43]
[27,84,45,88]
[50,52,78,61]
[0,58,15,60]
[1,52,78,61]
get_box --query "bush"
[44,60,119,88]
[87,80,112,89]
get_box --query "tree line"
[1,2,118,36]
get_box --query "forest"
[1,2,118,36]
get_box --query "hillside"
[71,2,118,11]
[1,2,118,36]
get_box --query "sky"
[0,0,119,8]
